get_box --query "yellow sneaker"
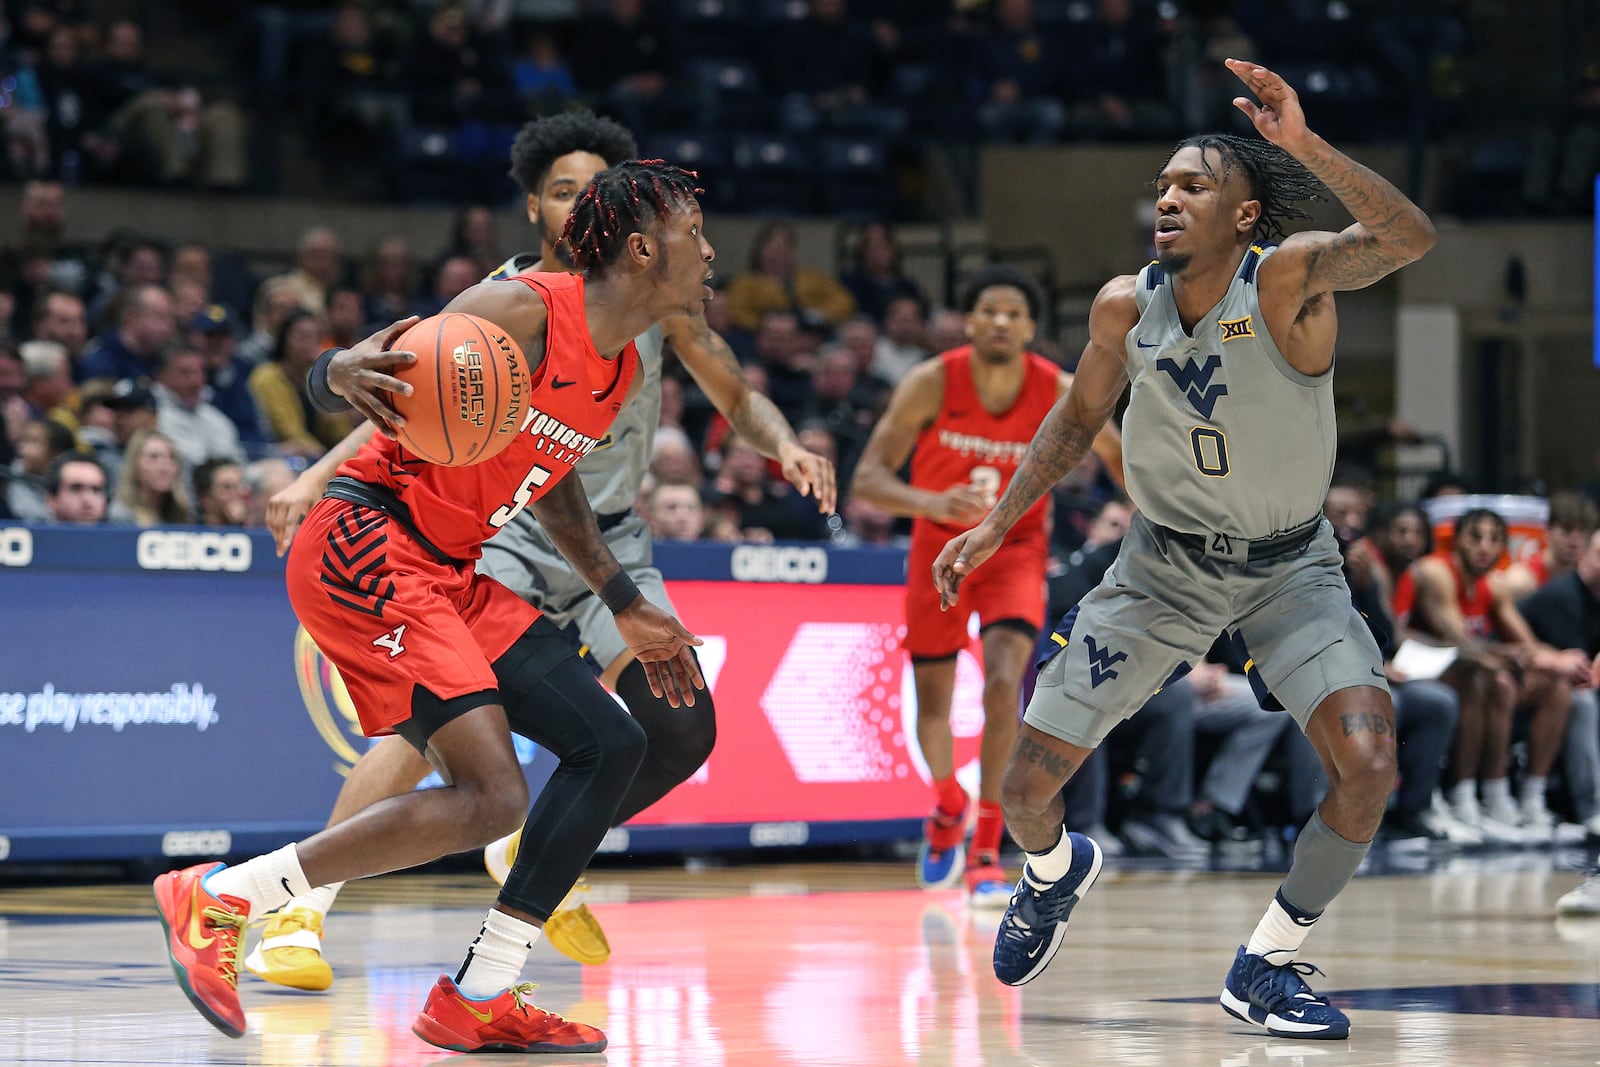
[544,879,610,966]
[243,908,333,992]
[484,828,521,887]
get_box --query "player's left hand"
[616,599,707,708]
[1225,58,1311,150]
[778,442,838,514]
[932,522,1005,611]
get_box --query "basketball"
[389,313,530,467]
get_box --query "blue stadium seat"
[749,0,809,24]
[638,132,735,211]
[668,0,751,59]
[817,136,893,218]
[683,58,770,129]
[730,134,810,214]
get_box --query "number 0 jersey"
[338,271,639,561]
[1121,245,1336,541]
[908,345,1060,546]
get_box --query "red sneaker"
[412,975,608,1053]
[152,862,250,1038]
[924,795,971,854]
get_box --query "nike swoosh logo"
[1026,942,1044,959]
[1370,667,1385,679]
[1135,338,1159,349]
[185,880,215,950]
[552,377,577,389]
[457,997,496,1023]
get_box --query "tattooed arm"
[931,276,1134,608]
[663,311,836,512]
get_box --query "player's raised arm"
[932,277,1135,608]
[664,310,837,513]
[1227,59,1436,297]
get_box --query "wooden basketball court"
[2,855,1595,1065]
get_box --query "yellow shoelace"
[202,905,248,987]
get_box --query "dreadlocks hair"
[563,161,704,277]
[507,109,639,195]
[1169,133,1325,241]
[961,263,1045,322]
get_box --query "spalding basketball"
[390,313,529,467]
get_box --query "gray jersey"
[1120,245,1336,541]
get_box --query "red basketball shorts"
[903,532,1048,660]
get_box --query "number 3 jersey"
[338,271,640,561]
[908,345,1061,547]
[1121,245,1336,542]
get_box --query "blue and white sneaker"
[991,832,1103,986]
[965,854,1014,910]
[1219,946,1351,1040]
[916,800,971,890]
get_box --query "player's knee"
[658,695,716,781]
[464,773,530,845]
[981,673,1021,715]
[599,701,649,777]
[1491,669,1518,710]
[999,763,1056,821]
[1334,738,1396,800]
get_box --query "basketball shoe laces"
[503,982,571,1024]
[1247,959,1331,1014]
[996,874,1074,947]
[203,905,248,988]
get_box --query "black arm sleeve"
[306,347,352,413]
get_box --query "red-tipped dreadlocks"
[562,160,705,276]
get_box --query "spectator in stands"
[710,431,830,542]
[193,457,246,526]
[18,338,74,431]
[416,254,480,317]
[78,283,174,383]
[1371,500,1431,595]
[249,308,347,458]
[723,221,857,333]
[34,24,97,185]
[1520,529,1600,838]
[95,18,246,188]
[44,451,107,525]
[169,242,211,295]
[925,307,968,357]
[238,277,303,366]
[805,346,876,484]
[871,293,930,384]
[840,494,896,546]
[362,235,419,326]
[311,3,405,163]
[85,237,166,329]
[650,426,704,490]
[839,221,927,324]
[406,3,508,127]
[31,289,88,370]
[578,0,670,133]
[768,0,902,135]
[513,32,577,114]
[0,10,47,179]
[6,414,74,520]
[324,285,367,349]
[169,276,208,333]
[265,226,342,315]
[153,343,244,469]
[1522,64,1600,216]
[1066,0,1176,140]
[243,455,295,528]
[645,479,706,542]
[749,310,816,421]
[0,343,22,466]
[443,204,502,277]
[970,0,1066,143]
[109,426,189,525]
[1511,491,1599,595]
[189,305,264,445]
[74,379,120,478]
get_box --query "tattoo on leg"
[1339,712,1393,738]
[1016,736,1078,780]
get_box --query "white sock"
[1521,776,1548,809]
[285,882,344,918]
[203,844,311,918]
[455,908,543,999]
[1024,827,1075,884]
[1246,892,1317,963]
[1482,777,1512,809]
[1450,779,1477,809]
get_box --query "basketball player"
[1405,508,1589,840]
[851,264,1123,905]
[155,161,713,1052]
[933,60,1437,1038]
[250,111,836,988]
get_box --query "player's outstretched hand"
[616,599,707,708]
[778,442,838,515]
[932,522,1004,612]
[266,471,324,556]
[1225,58,1310,150]
[328,316,419,439]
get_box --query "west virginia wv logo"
[293,625,367,776]
[1156,354,1228,419]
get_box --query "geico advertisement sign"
[730,544,827,584]
[0,527,32,567]
[136,530,252,572]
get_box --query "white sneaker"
[1523,803,1589,846]
[1418,803,1484,847]
[1556,873,1600,915]
[1455,794,1531,846]
[1512,802,1556,845]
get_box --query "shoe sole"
[545,903,611,966]
[412,1010,607,1053]
[153,877,245,1039]
[1219,988,1349,1040]
[243,945,334,991]
[998,837,1104,987]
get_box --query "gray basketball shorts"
[1026,513,1388,748]
[478,511,677,672]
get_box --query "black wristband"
[600,570,641,614]
[306,347,351,413]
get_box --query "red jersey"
[338,272,638,560]
[908,346,1059,544]
[1394,551,1497,640]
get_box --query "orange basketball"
[390,313,529,467]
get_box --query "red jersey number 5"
[488,464,553,529]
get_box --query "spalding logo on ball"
[390,312,530,467]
